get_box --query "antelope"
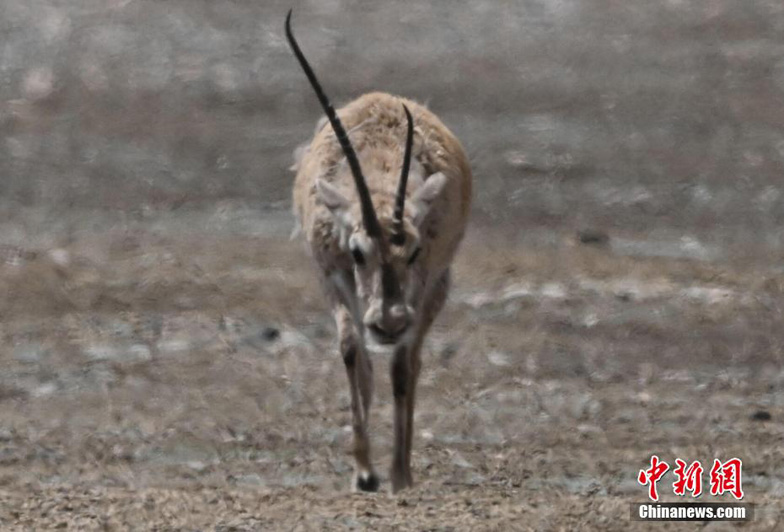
[285,10,472,493]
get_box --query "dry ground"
[0,207,783,530]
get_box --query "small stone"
[751,410,772,422]
[439,343,458,365]
[262,327,280,341]
[126,345,152,363]
[186,461,207,472]
[84,344,120,361]
[487,350,511,367]
[449,451,473,469]
[13,344,46,364]
[577,229,609,245]
[48,248,70,267]
[22,68,55,100]
[32,382,57,398]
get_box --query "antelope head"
[286,10,447,346]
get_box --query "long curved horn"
[391,105,414,246]
[285,10,382,239]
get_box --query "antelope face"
[317,173,447,346]
[348,224,418,345]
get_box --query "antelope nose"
[364,303,411,344]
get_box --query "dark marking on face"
[381,263,401,300]
[351,247,365,266]
[390,232,405,246]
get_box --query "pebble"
[751,410,772,422]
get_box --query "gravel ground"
[0,208,783,529]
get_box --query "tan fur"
[293,92,471,272]
[291,92,472,493]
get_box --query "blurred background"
[3,0,784,242]
[1,1,784,529]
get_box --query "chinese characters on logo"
[709,458,744,500]
[638,455,669,501]
[673,459,703,497]
[638,456,743,501]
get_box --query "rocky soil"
[0,208,783,530]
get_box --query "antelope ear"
[289,143,309,172]
[411,172,447,225]
[314,115,328,135]
[316,178,350,212]
[316,179,354,249]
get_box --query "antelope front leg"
[390,270,451,493]
[390,342,414,492]
[337,308,379,491]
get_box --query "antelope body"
[286,11,471,493]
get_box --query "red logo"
[673,459,703,497]
[709,458,744,500]
[638,456,743,501]
[638,455,670,501]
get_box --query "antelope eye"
[351,247,365,266]
[407,246,421,266]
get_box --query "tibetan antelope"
[286,10,472,493]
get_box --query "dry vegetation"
[0,208,783,529]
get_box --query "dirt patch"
[0,208,783,529]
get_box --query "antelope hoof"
[355,471,380,493]
[390,473,413,494]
